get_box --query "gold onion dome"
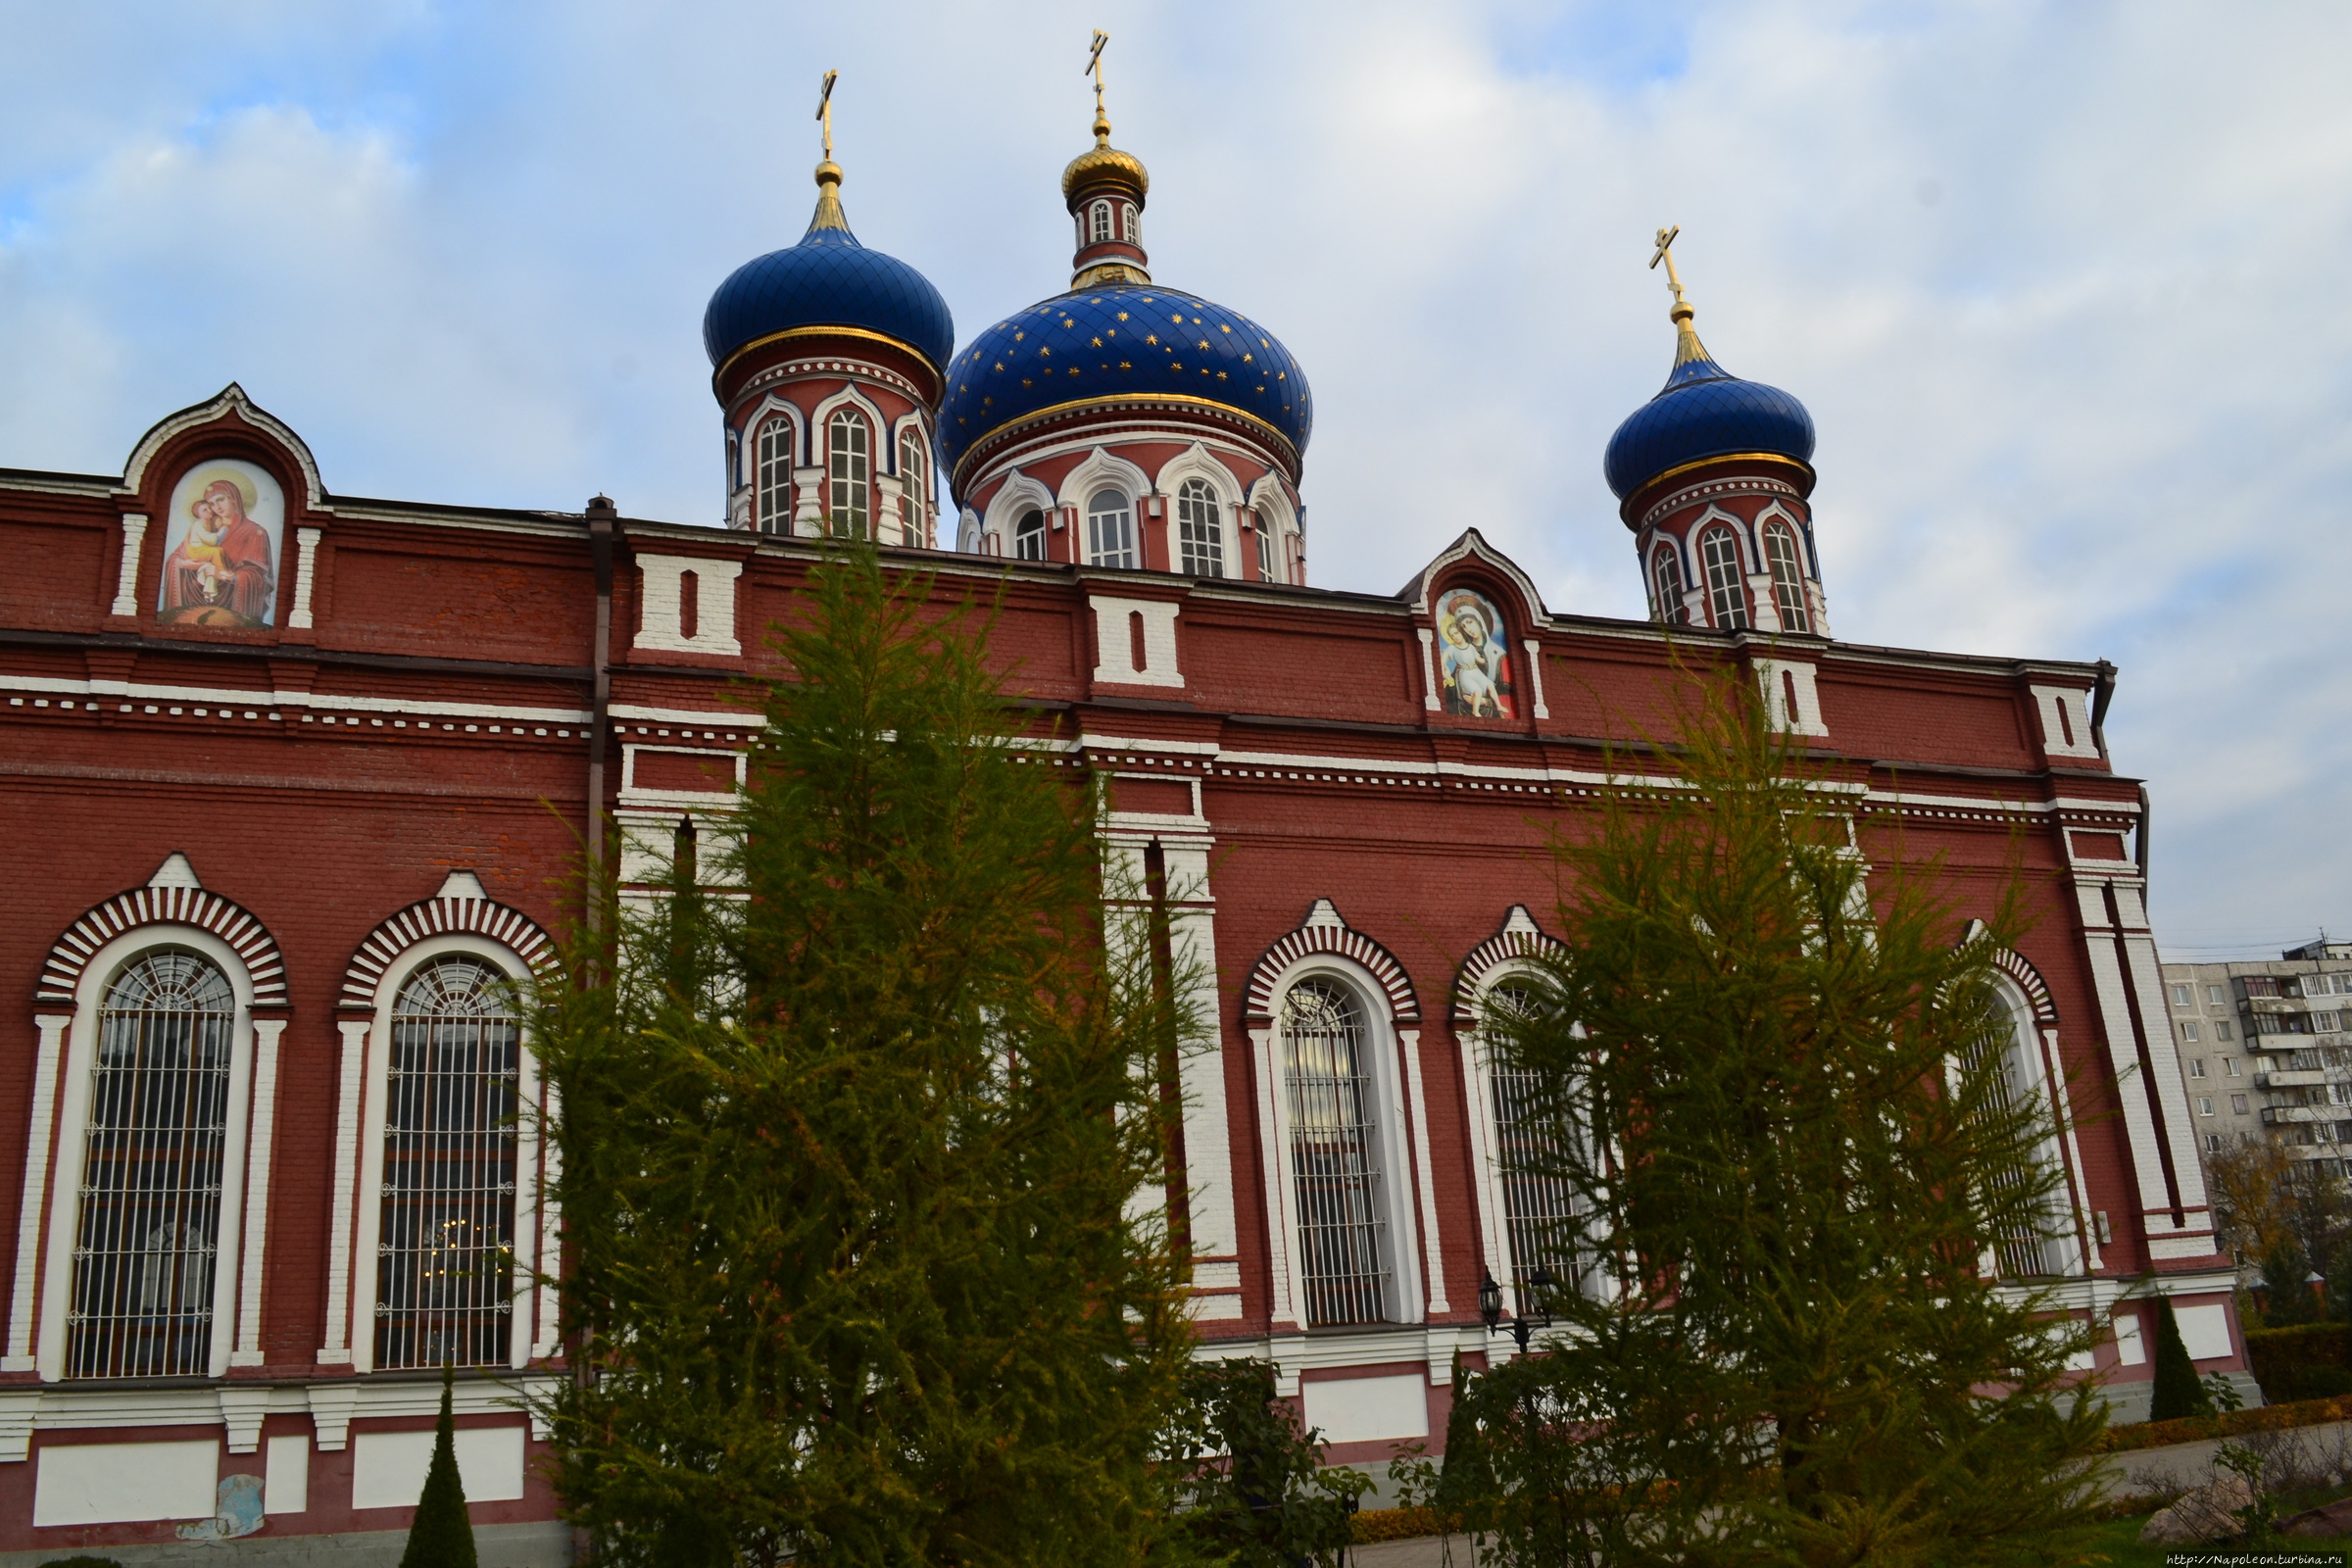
[1062,111,1150,201]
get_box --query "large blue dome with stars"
[1603,332,1814,501]
[703,174,955,374]
[939,285,1312,485]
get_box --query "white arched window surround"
[1968,962,2092,1280]
[808,387,889,537]
[743,396,807,535]
[1054,448,1152,567]
[1089,199,1114,244]
[33,923,269,1382]
[1693,511,1751,630]
[345,932,545,1374]
[1246,477,1297,585]
[1152,447,1242,571]
[1243,913,1445,1332]
[1650,538,1690,625]
[889,413,932,546]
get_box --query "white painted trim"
[1054,448,1153,516]
[0,672,591,725]
[1416,628,1440,710]
[229,1018,285,1365]
[2032,685,2103,760]
[1522,638,1550,719]
[980,468,1056,562]
[2075,885,2180,1226]
[121,385,327,511]
[349,932,544,1375]
[531,1079,563,1360]
[1090,595,1184,688]
[109,516,147,618]
[4,1016,72,1369]
[1396,1028,1448,1316]
[1753,658,1829,738]
[1985,977,2086,1278]
[633,555,745,659]
[318,1019,369,1363]
[38,924,262,1383]
[286,527,323,631]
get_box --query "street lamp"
[1479,1264,1555,1354]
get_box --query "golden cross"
[1648,223,1687,308]
[815,69,838,161]
[1086,30,1109,117]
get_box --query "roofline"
[948,391,1303,496]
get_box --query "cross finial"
[815,68,838,162]
[1648,223,1687,310]
[1086,30,1110,124]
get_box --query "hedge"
[2246,1322,2352,1403]
[2094,1391,2352,1454]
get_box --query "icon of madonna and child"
[1435,586,1516,719]
[156,461,282,628]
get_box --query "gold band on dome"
[951,391,1300,489]
[714,323,942,386]
[1620,450,1815,515]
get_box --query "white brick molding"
[1090,595,1184,688]
[634,554,745,658]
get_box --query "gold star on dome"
[993,362,1004,371]
[1119,360,1131,368]
[1197,339,1209,349]
[1091,336,1102,347]
[1014,330,1025,341]
[1170,314,1182,322]
[1117,311,1130,320]
[1040,346,1052,356]
[1063,318,1075,327]
[1217,370,1227,379]
[1220,324,1231,333]
[1021,378,1033,387]
[1243,353,1253,363]
[1146,334,1158,344]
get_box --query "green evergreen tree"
[2148,1296,2213,1421]
[532,546,1198,1567]
[1452,678,2112,1566]
[2263,1239,2319,1326]
[399,1363,477,1568]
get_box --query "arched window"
[1964,978,2071,1280]
[68,951,234,1379]
[827,411,871,539]
[1122,205,1139,244]
[1015,508,1048,562]
[757,416,796,535]
[1652,546,1689,625]
[1087,488,1135,569]
[1483,983,1576,1311]
[1763,521,1811,633]
[1091,200,1113,243]
[899,428,929,547]
[1281,980,1389,1326]
[1176,478,1225,578]
[1255,514,1275,581]
[375,957,521,1369]
[1699,526,1748,629]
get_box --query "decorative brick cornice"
[338,896,558,1010]
[38,885,286,1005]
[1639,474,1802,533]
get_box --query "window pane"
[1700,528,1748,629]
[1653,548,1687,625]
[828,413,870,539]
[1282,981,1387,1326]
[1176,478,1224,578]
[1961,983,2062,1278]
[1015,509,1047,562]
[1763,524,1811,632]
[69,952,235,1379]
[1087,488,1135,569]
[1255,514,1274,580]
[899,431,927,547]
[375,957,520,1370]
[758,418,795,536]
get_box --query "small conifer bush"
[399,1362,477,1568]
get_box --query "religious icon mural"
[157,461,282,627]
[1436,585,1515,718]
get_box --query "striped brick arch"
[1241,900,1419,1024]
[1450,906,1567,1022]
[339,893,558,1010]
[37,884,288,1006]
[1958,919,2059,1026]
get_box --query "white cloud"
[1,0,2347,952]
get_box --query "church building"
[0,71,2237,1561]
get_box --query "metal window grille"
[1485,987,1576,1311]
[1176,478,1225,578]
[1282,980,1389,1326]
[1653,548,1688,624]
[1700,528,1748,629]
[828,412,870,538]
[375,958,520,1370]
[758,418,795,534]
[1763,525,1811,632]
[1962,987,2061,1278]
[1088,489,1135,568]
[69,951,234,1380]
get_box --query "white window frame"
[346,933,544,1375]
[1122,204,1140,244]
[1651,543,1688,625]
[1174,477,1226,578]
[1760,518,1811,633]
[1249,958,1429,1330]
[1698,524,1748,629]
[1090,200,1113,244]
[36,925,265,1382]
[1456,960,1586,1316]
[896,424,930,547]
[1087,487,1136,569]
[1979,974,2087,1279]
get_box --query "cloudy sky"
[2,2,2344,956]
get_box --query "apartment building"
[2165,940,2352,1170]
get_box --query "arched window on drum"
[1482,982,1578,1312]
[375,956,522,1369]
[757,416,796,535]
[68,951,235,1379]
[1014,508,1048,562]
[1652,544,1689,626]
[1176,477,1225,578]
[1087,488,1136,569]
[1280,979,1391,1326]
[898,428,930,548]
[827,410,871,539]
[1762,519,1811,633]
[1090,200,1113,244]
[1698,525,1748,630]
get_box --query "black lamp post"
[1479,1264,1555,1354]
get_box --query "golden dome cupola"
[1064,31,1152,289]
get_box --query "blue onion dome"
[702,161,955,375]
[939,286,1313,491]
[1603,304,1815,502]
